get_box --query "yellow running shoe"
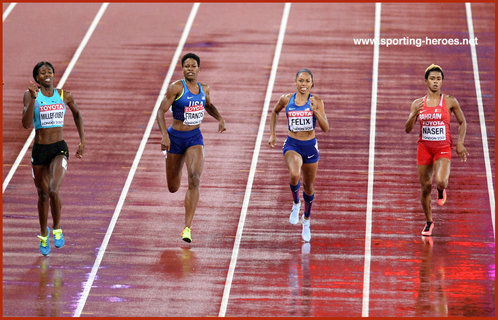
[181,227,192,243]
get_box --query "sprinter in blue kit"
[22,61,85,255]
[156,53,226,243]
[269,69,329,242]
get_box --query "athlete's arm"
[63,90,85,159]
[268,94,290,148]
[310,96,329,132]
[157,81,182,151]
[202,84,226,133]
[405,98,423,133]
[447,95,469,162]
[22,81,39,129]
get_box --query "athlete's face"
[295,72,313,94]
[182,58,199,81]
[425,71,443,92]
[36,65,54,87]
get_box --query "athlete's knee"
[302,181,314,195]
[420,182,432,196]
[48,187,60,200]
[167,183,180,193]
[188,172,201,189]
[37,189,49,201]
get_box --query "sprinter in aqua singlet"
[22,61,85,255]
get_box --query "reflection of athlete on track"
[269,69,329,242]
[405,64,468,236]
[156,53,226,243]
[22,61,85,256]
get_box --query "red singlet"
[417,94,452,165]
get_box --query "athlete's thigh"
[166,152,186,186]
[301,162,318,186]
[32,164,50,192]
[284,150,303,174]
[184,145,204,176]
[48,155,68,191]
[434,157,451,182]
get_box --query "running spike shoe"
[181,227,192,243]
[37,227,51,256]
[53,228,65,248]
[437,189,447,206]
[289,202,300,225]
[421,221,434,236]
[301,216,311,242]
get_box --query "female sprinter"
[22,61,85,255]
[268,69,329,242]
[405,64,468,236]
[156,53,226,243]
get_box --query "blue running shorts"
[282,136,319,163]
[167,126,204,155]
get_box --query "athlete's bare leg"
[183,145,204,228]
[166,152,185,193]
[434,158,450,191]
[285,150,303,186]
[418,164,434,222]
[48,155,67,230]
[33,165,50,237]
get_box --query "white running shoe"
[301,216,311,242]
[289,202,300,225]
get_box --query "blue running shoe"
[37,227,51,256]
[53,228,65,248]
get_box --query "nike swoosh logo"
[187,96,193,99]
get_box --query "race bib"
[39,103,65,127]
[288,110,313,132]
[422,125,446,141]
[183,104,204,125]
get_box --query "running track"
[2,2,494,317]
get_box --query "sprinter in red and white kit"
[405,64,469,236]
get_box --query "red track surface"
[2,3,494,317]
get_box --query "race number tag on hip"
[288,110,313,132]
[183,104,204,125]
[422,125,446,141]
[39,104,65,127]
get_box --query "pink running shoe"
[437,189,447,206]
[421,221,434,236]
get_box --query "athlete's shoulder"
[199,82,210,92]
[443,94,459,108]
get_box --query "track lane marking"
[361,2,381,317]
[217,3,292,317]
[2,2,16,21]
[72,3,201,317]
[465,3,495,237]
[2,3,109,193]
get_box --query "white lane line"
[217,3,292,317]
[362,2,381,317]
[72,3,200,317]
[2,2,16,22]
[2,3,109,193]
[465,3,495,238]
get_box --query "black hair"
[296,68,314,88]
[181,53,200,67]
[33,61,55,83]
[424,64,444,80]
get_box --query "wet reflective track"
[2,2,495,318]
